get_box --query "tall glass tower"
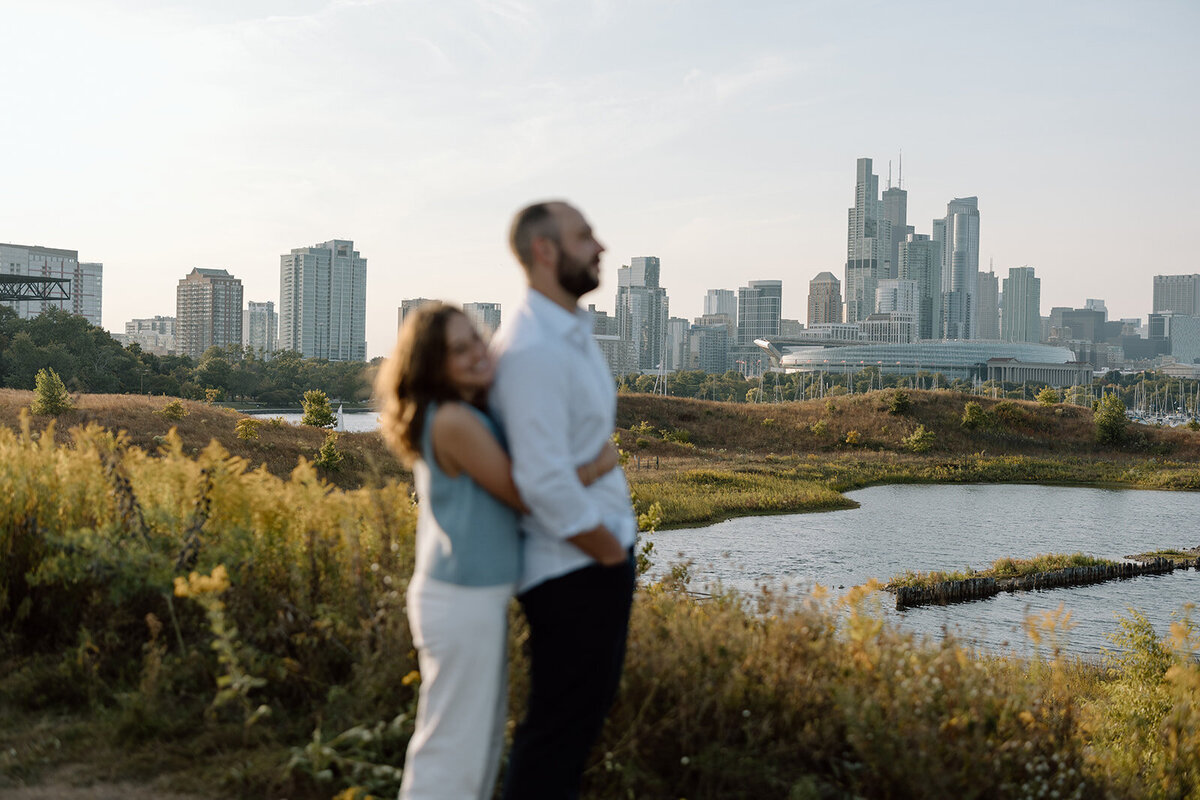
[939,197,980,340]
[279,239,367,361]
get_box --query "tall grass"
[2,413,1200,798]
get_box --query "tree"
[314,430,344,470]
[888,389,912,415]
[1036,387,1060,406]
[1094,393,1127,445]
[902,424,935,453]
[31,367,74,415]
[301,389,336,428]
[961,401,986,430]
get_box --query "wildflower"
[401,670,421,687]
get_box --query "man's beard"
[556,249,600,298]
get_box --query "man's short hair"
[509,201,563,271]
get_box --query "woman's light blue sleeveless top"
[411,402,521,587]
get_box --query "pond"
[649,484,1200,658]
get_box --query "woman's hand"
[577,440,620,486]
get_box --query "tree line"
[619,365,1200,411]
[0,307,375,405]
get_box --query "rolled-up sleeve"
[491,345,603,539]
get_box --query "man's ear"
[530,235,557,269]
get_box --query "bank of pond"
[650,482,1200,658]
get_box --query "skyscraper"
[1152,275,1200,316]
[279,239,367,361]
[176,268,243,360]
[737,280,782,345]
[463,302,502,337]
[615,256,669,371]
[0,243,103,326]
[243,300,278,353]
[898,233,942,340]
[807,272,843,326]
[704,288,737,324]
[397,298,433,329]
[844,158,891,324]
[875,279,919,316]
[976,270,1000,340]
[1001,266,1041,344]
[881,168,911,280]
[939,197,980,339]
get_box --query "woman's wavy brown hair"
[376,301,468,466]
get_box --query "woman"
[376,302,617,800]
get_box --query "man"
[489,201,637,799]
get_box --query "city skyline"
[3,1,1197,358]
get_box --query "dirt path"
[0,767,215,800]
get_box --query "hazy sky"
[4,0,1197,357]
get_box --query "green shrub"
[844,429,860,446]
[887,389,912,415]
[155,399,188,421]
[901,424,935,453]
[235,418,261,441]
[992,400,1026,428]
[1094,394,1127,445]
[809,419,828,436]
[30,368,73,416]
[301,389,336,428]
[1037,387,1060,406]
[314,430,344,470]
[630,420,655,437]
[961,401,985,430]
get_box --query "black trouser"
[500,555,636,800]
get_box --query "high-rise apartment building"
[939,197,980,339]
[397,298,433,329]
[875,279,919,317]
[689,323,731,374]
[124,316,176,356]
[0,243,103,326]
[279,239,367,361]
[844,158,891,324]
[588,304,633,377]
[807,272,843,326]
[976,270,1000,340]
[243,300,278,354]
[704,288,737,324]
[898,233,942,340]
[176,268,243,360]
[1001,266,1041,344]
[1152,275,1200,316]
[665,316,689,371]
[881,178,912,279]
[463,302,502,337]
[615,256,669,371]
[737,280,782,345]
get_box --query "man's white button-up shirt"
[489,289,637,593]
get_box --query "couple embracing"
[377,201,637,800]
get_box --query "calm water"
[249,411,379,433]
[650,484,1200,658]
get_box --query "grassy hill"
[0,389,406,490]
[616,388,1200,458]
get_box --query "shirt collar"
[526,289,592,343]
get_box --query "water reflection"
[649,484,1200,658]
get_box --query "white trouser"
[399,574,514,800]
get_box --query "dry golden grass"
[616,389,1200,459]
[0,389,406,490]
